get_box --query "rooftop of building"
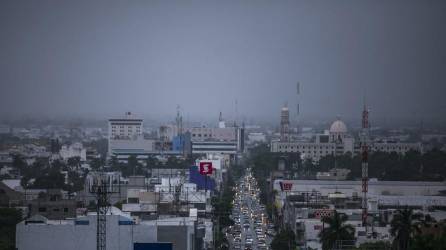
[274,179,446,186]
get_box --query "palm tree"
[318,210,355,250]
[390,207,422,250]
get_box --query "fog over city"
[1,0,446,124]
[3,2,446,250]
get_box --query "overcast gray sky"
[1,0,445,123]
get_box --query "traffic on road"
[227,168,276,250]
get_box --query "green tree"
[410,233,446,250]
[318,210,355,250]
[66,171,84,192]
[109,156,119,170]
[12,155,27,171]
[390,208,422,250]
[90,157,103,170]
[0,208,22,250]
[67,156,81,170]
[122,155,144,177]
[32,169,65,189]
[271,228,297,250]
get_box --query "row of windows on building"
[372,146,411,151]
[278,149,335,155]
[111,125,141,128]
[278,145,336,150]
[192,133,212,137]
[112,129,140,133]
[38,207,70,213]
[278,144,415,152]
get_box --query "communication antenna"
[88,172,120,250]
[296,82,301,134]
[176,105,183,136]
[360,100,370,228]
[235,99,238,126]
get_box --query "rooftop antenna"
[88,172,120,250]
[235,99,238,127]
[176,105,183,136]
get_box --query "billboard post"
[199,161,213,217]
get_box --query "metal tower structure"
[89,173,120,250]
[296,82,301,133]
[176,105,183,136]
[360,103,370,226]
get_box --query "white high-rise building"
[108,112,143,140]
[108,113,155,159]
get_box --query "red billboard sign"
[279,181,293,191]
[199,162,213,175]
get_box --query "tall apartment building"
[108,113,155,159]
[108,112,143,140]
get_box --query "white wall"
[16,215,157,250]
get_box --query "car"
[266,229,275,236]
[258,244,267,249]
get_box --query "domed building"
[271,117,355,162]
[271,110,422,162]
[329,119,348,143]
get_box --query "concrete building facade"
[16,213,200,250]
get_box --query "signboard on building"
[314,209,334,219]
[199,162,213,175]
[279,181,293,191]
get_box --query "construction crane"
[360,103,370,227]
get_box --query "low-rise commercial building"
[16,210,202,250]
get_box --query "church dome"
[329,119,347,134]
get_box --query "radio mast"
[296,82,300,134]
[89,173,120,250]
[360,102,370,227]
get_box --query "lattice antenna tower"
[360,101,370,227]
[176,105,183,136]
[88,172,120,250]
[296,82,301,134]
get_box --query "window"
[38,207,47,212]
[64,208,69,213]
[128,198,139,203]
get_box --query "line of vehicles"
[228,169,276,250]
